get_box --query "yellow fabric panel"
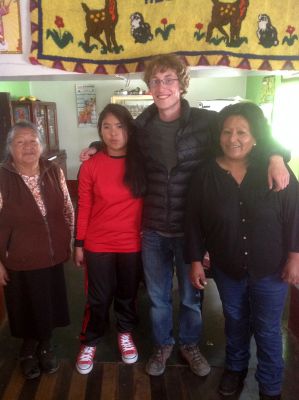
[30,0,299,74]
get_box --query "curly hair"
[143,53,190,95]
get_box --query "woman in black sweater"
[185,102,299,400]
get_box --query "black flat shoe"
[38,341,59,374]
[20,355,41,380]
[19,339,40,379]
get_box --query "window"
[272,80,299,156]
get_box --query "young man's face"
[148,68,182,119]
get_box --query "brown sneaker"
[145,345,173,376]
[180,344,211,376]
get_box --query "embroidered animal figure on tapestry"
[81,0,121,53]
[206,0,249,45]
[256,14,279,48]
[130,12,153,43]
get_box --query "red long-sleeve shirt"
[76,152,143,253]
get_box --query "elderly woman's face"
[10,128,43,165]
[220,115,256,162]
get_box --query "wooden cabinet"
[0,92,13,162]
[0,93,67,177]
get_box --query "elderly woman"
[185,102,299,400]
[0,121,74,379]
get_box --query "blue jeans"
[213,267,288,396]
[142,230,203,345]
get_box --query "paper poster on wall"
[75,84,97,128]
[0,0,22,53]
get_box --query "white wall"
[30,76,246,179]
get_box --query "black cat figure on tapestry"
[256,14,279,48]
[79,0,123,54]
[130,12,153,43]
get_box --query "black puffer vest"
[135,99,218,234]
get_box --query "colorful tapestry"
[30,0,299,74]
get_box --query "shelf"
[111,95,153,103]
[111,95,153,118]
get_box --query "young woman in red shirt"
[74,104,146,374]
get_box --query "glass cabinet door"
[47,105,58,150]
[33,104,48,150]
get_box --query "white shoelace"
[119,334,135,352]
[79,346,95,362]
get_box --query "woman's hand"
[268,155,290,192]
[79,147,97,162]
[281,252,299,285]
[0,261,9,286]
[74,247,85,268]
[190,261,207,289]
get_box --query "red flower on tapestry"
[155,18,175,41]
[47,16,73,49]
[55,16,65,29]
[195,22,204,31]
[286,25,295,35]
[194,22,205,41]
[282,25,298,46]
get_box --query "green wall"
[246,76,264,103]
[0,81,30,99]
[246,75,282,104]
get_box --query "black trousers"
[80,251,142,346]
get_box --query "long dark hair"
[97,104,146,197]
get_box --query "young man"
[80,54,289,377]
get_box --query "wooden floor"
[1,261,299,400]
[0,359,266,400]
[1,358,299,400]
[0,360,233,400]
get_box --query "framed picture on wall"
[0,0,22,53]
[12,104,30,122]
[75,84,97,128]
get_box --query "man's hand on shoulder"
[268,155,290,192]
[80,147,97,162]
